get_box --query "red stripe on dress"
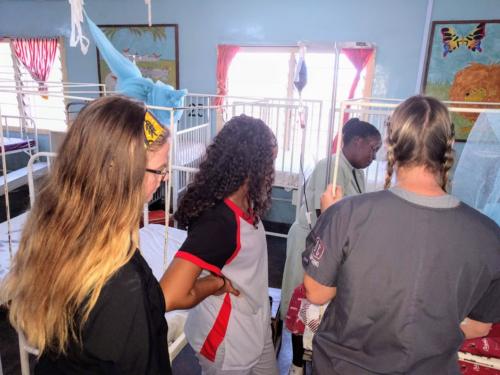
[223,198,254,225]
[175,251,222,276]
[200,293,232,362]
[225,211,241,265]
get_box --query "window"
[228,49,293,99]
[0,41,23,125]
[227,45,375,169]
[0,38,66,132]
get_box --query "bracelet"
[219,276,226,289]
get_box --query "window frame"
[227,42,376,104]
[225,43,376,165]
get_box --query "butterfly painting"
[422,20,500,141]
[441,22,486,57]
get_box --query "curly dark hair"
[174,114,277,227]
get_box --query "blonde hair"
[1,95,168,353]
[384,95,455,190]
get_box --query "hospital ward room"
[0,0,499,374]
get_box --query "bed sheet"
[0,212,26,279]
[139,224,188,352]
[459,324,500,373]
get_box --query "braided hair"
[384,95,455,190]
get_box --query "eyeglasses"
[145,166,169,179]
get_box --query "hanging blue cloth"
[85,13,187,125]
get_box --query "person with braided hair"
[160,114,279,374]
[302,96,500,374]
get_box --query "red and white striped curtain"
[11,38,58,94]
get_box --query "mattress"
[2,137,36,153]
[139,223,189,357]
[274,170,301,189]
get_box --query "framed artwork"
[96,24,179,91]
[421,20,500,141]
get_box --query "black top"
[176,201,238,274]
[36,251,171,375]
[303,190,500,375]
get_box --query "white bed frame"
[1,87,500,373]
[0,84,326,260]
[1,83,327,235]
[138,93,325,242]
[162,94,324,239]
[0,86,325,372]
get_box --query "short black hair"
[342,118,381,145]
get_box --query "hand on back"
[213,275,240,296]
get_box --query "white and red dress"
[175,199,277,373]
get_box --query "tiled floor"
[171,329,296,375]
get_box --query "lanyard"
[352,169,362,194]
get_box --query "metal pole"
[415,0,434,93]
[0,104,14,262]
[325,43,341,188]
[164,109,174,269]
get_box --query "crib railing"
[163,95,324,229]
[337,97,500,193]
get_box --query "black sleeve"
[175,206,238,275]
[469,278,500,323]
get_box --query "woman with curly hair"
[161,114,279,374]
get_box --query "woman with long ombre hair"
[303,96,500,374]
[1,95,173,374]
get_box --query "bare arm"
[303,273,337,305]
[160,257,224,311]
[320,184,344,213]
[460,318,492,339]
